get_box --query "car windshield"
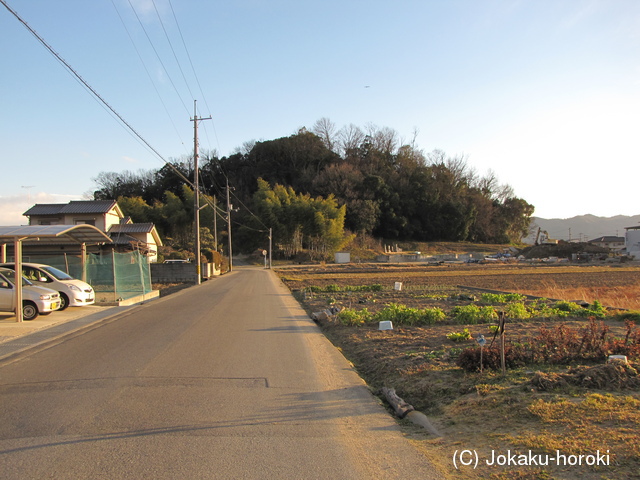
[40,266,74,281]
[0,270,34,286]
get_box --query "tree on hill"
[243,178,352,260]
[92,119,534,255]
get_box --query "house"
[22,200,162,261]
[24,200,124,231]
[108,218,163,263]
[625,226,640,259]
[588,236,625,251]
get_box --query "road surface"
[0,267,443,479]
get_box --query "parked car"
[0,267,61,320]
[0,263,94,310]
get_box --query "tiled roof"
[588,236,624,243]
[108,223,155,234]
[108,232,140,245]
[24,200,117,216]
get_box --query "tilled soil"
[275,262,640,479]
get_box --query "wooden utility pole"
[213,196,218,252]
[226,179,233,272]
[190,100,211,285]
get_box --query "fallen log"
[381,387,442,437]
[381,387,414,419]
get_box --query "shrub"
[456,343,532,372]
[456,319,640,372]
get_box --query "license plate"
[51,303,59,310]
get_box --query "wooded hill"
[92,119,534,258]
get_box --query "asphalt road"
[0,267,443,479]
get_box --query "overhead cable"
[110,0,189,154]
[0,0,194,189]
[167,0,221,152]
[125,0,191,116]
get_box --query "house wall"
[626,229,640,259]
[30,207,123,231]
[104,210,122,231]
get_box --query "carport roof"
[0,225,112,245]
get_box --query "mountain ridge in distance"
[529,214,640,242]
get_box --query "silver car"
[0,268,61,320]
[0,263,94,310]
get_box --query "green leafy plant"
[337,308,371,326]
[447,328,472,342]
[504,302,531,320]
[451,304,498,324]
[374,303,446,326]
[480,292,526,304]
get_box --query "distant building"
[588,236,625,251]
[625,226,640,259]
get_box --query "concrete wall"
[150,263,218,283]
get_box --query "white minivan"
[0,268,60,320]
[0,263,95,310]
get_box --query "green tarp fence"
[21,251,152,303]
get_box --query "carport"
[0,225,111,322]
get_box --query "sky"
[1,0,639,226]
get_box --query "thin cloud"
[0,193,82,226]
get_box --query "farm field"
[276,262,640,480]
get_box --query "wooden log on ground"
[381,387,414,419]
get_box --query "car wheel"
[23,301,39,321]
[59,293,69,310]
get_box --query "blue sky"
[1,0,639,226]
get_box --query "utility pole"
[213,196,218,252]
[226,179,233,272]
[190,100,211,285]
[269,227,272,269]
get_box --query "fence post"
[112,250,117,302]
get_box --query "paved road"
[0,267,443,479]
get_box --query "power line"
[2,0,267,237]
[0,0,194,189]
[151,0,195,102]
[110,0,189,155]
[167,0,221,152]
[125,0,191,116]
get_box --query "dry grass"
[512,280,640,310]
